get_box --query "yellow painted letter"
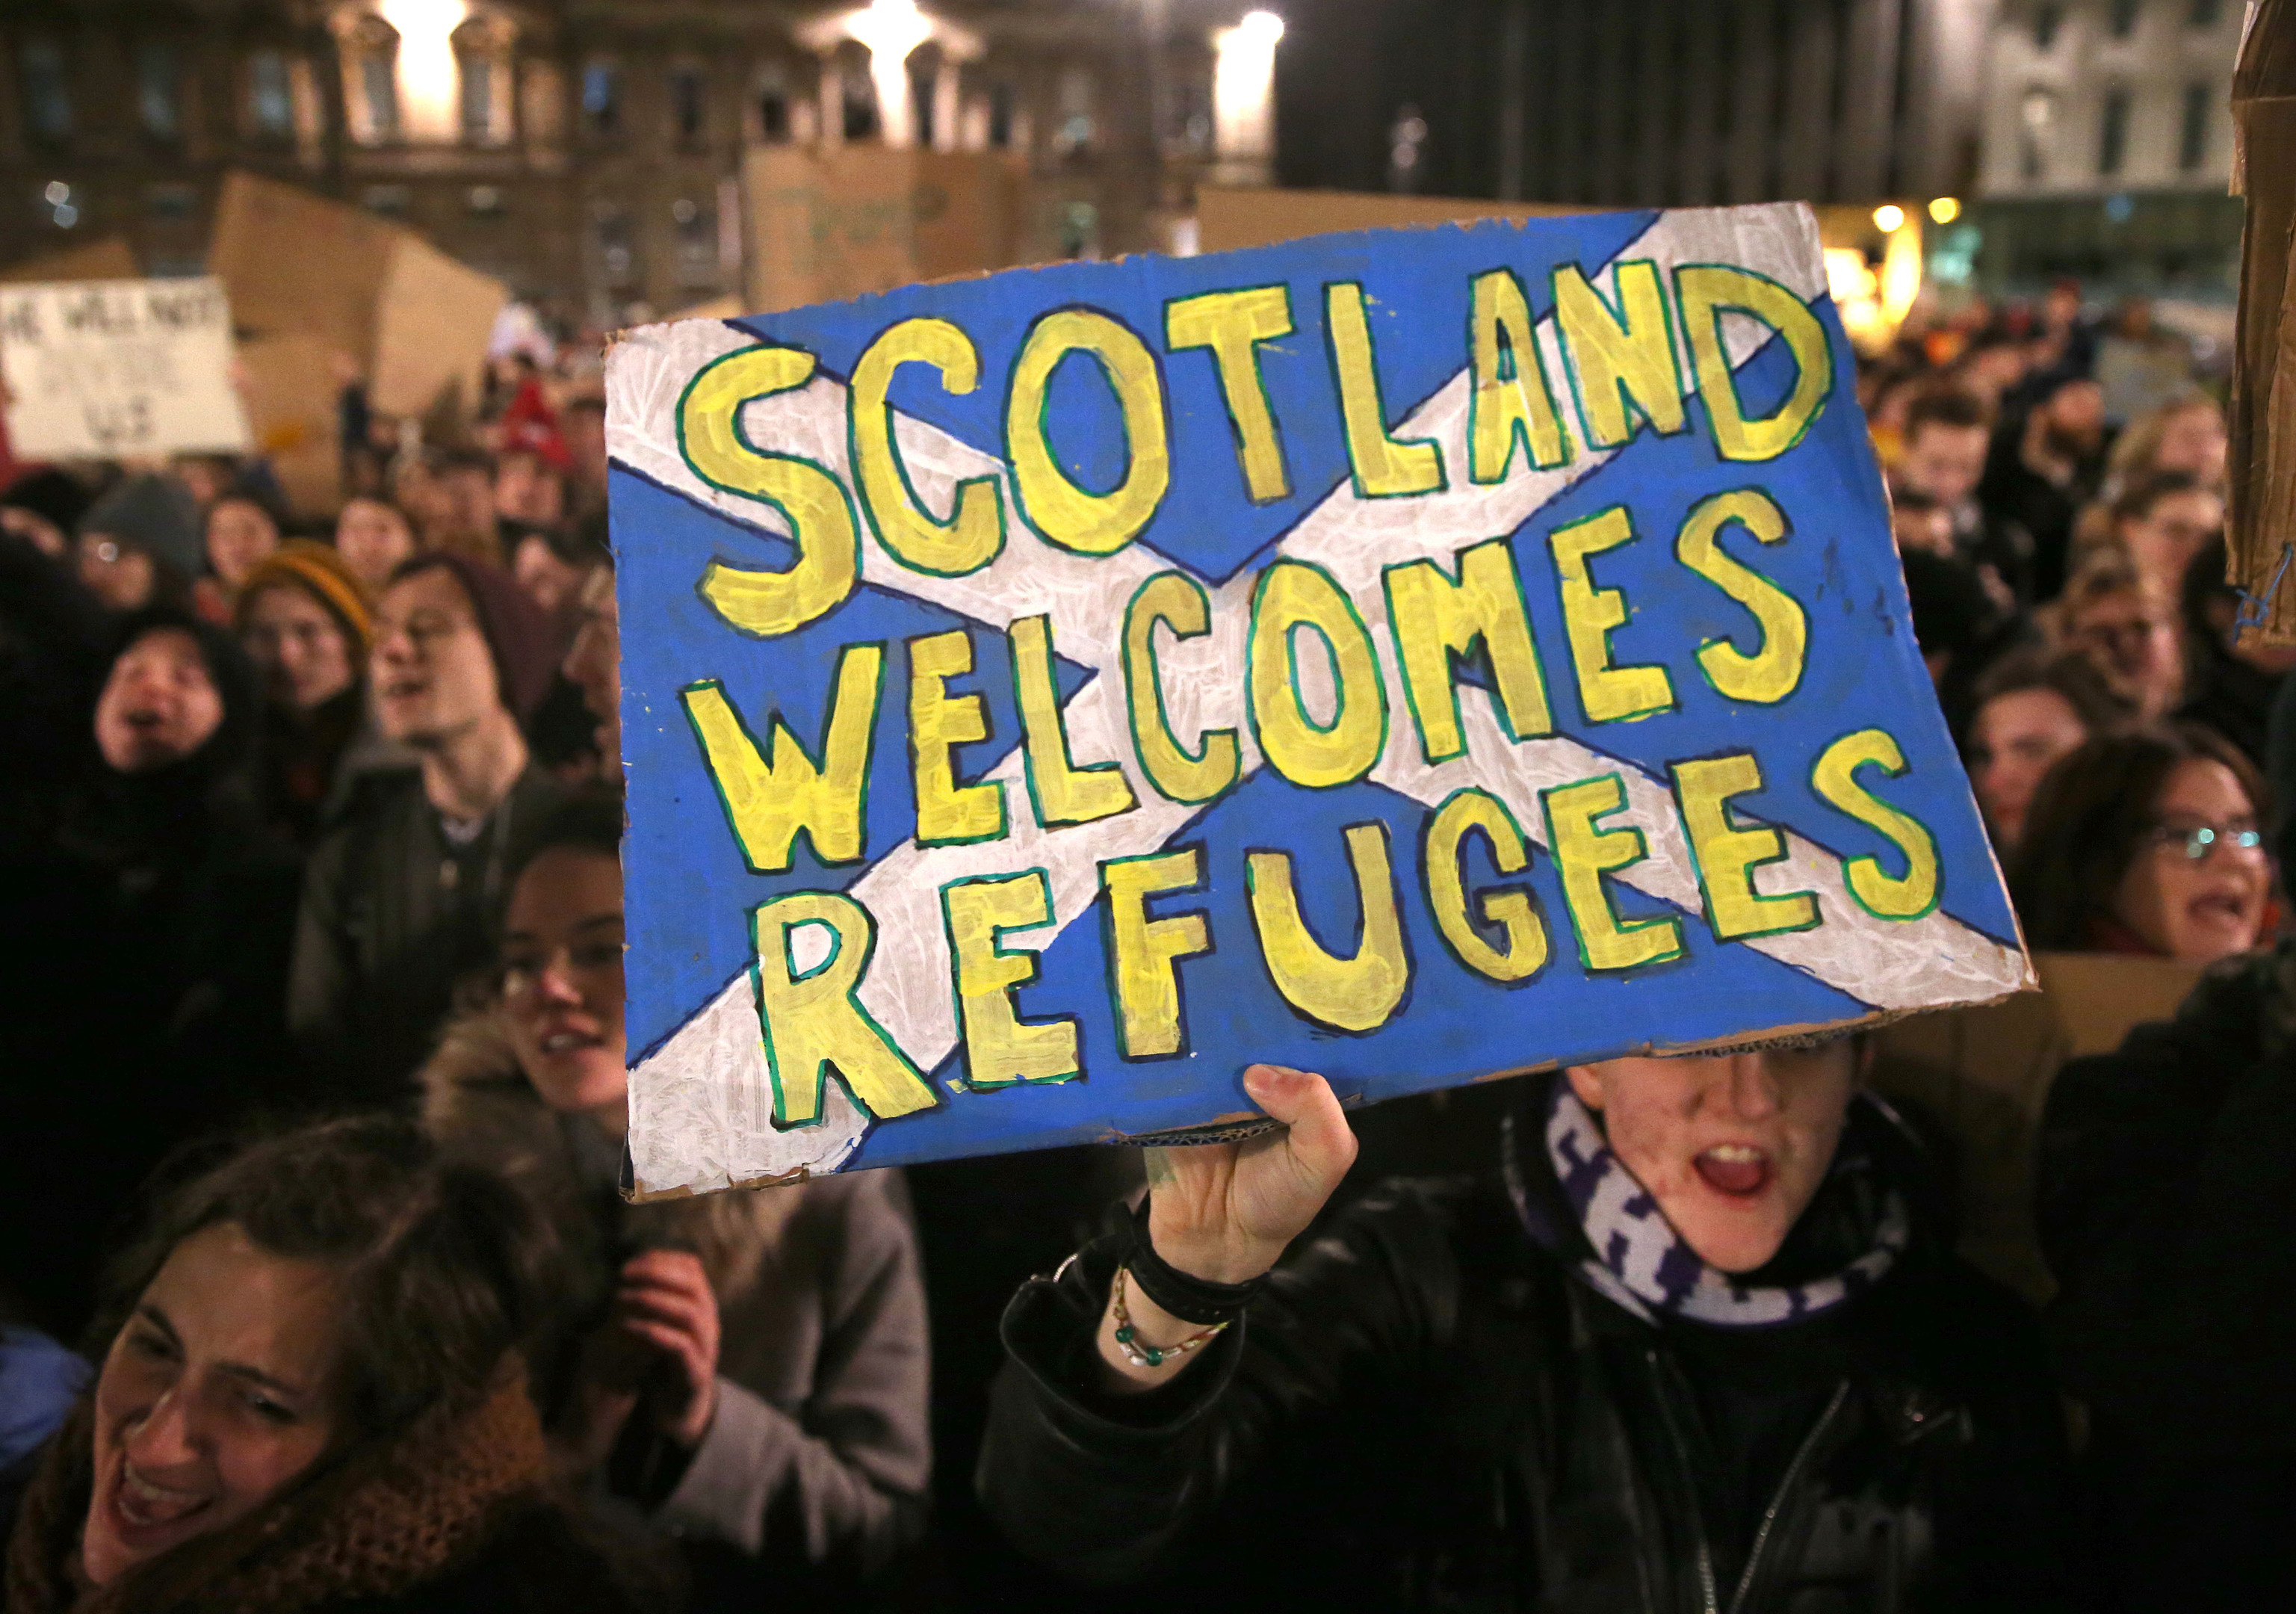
[1247,823,1410,1033]
[1540,773,1683,971]
[1011,614,1137,828]
[1550,505,1676,723]
[1007,309,1170,556]
[1166,285,1295,503]
[943,871,1079,1089]
[681,645,882,872]
[849,316,1004,575]
[909,630,1006,846]
[1470,268,1569,480]
[1325,282,1445,496]
[1122,572,1241,805]
[749,892,937,1126]
[1553,261,1686,448]
[1675,265,1832,463]
[1248,560,1388,788]
[1674,488,1807,705]
[1101,848,1212,1058]
[1424,788,1548,983]
[1671,753,1819,941]
[1384,537,1554,762]
[679,344,860,636]
[1812,729,1940,920]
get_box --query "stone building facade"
[0,0,1257,324]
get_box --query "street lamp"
[377,0,468,143]
[1213,8,1284,185]
[849,0,935,147]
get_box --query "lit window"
[249,51,294,140]
[137,41,181,141]
[344,16,400,146]
[582,61,619,135]
[2180,81,2212,168]
[19,39,72,144]
[2099,87,2129,175]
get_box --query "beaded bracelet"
[1109,1266,1230,1369]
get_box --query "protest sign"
[0,276,250,460]
[743,146,1029,314]
[605,200,2032,1194]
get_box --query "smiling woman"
[0,1118,666,1613]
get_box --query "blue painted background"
[611,208,2012,1172]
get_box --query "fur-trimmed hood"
[417,1008,795,1314]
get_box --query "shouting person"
[980,1049,2079,1610]
[288,554,560,1109]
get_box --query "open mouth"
[110,1464,211,1536]
[538,1027,601,1055]
[1692,1143,1774,1199]
[2188,890,2253,929]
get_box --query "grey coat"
[419,1011,932,1583]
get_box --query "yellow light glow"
[1928,195,1961,224]
[850,0,935,146]
[378,0,468,143]
[1214,10,1284,163]
[1872,203,1905,233]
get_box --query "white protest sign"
[0,277,253,460]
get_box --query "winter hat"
[77,474,203,578]
[389,551,556,720]
[235,539,374,655]
[1,468,93,536]
[107,603,263,776]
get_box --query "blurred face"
[96,629,224,773]
[2155,405,2228,485]
[371,568,501,747]
[1890,504,1955,559]
[241,585,355,714]
[2070,589,2180,716]
[442,469,496,539]
[205,500,280,590]
[1567,1045,1857,1274]
[2117,488,2224,593]
[1968,687,2088,849]
[511,534,584,616]
[333,498,416,594]
[78,531,158,611]
[81,1225,342,1588]
[564,566,621,760]
[2043,380,2106,444]
[1961,345,2026,401]
[502,847,628,1136]
[1897,422,1989,509]
[566,407,607,486]
[495,456,564,526]
[2114,758,2270,962]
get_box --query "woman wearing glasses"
[2008,726,2271,962]
[415,790,932,1608]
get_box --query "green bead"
[1114,1325,1135,1344]
[1142,1346,1164,1366]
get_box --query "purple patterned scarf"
[1535,1080,1909,1329]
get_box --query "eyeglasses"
[2146,823,2265,862]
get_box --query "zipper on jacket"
[1644,1347,1721,1614]
[1725,1379,1851,1614]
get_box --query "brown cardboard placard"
[2229,0,2296,638]
[741,146,1028,315]
[1195,185,1588,255]
[0,237,139,285]
[1871,951,2205,1303]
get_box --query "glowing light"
[1928,195,1961,224]
[850,0,934,146]
[379,0,468,143]
[1213,10,1284,169]
[1872,202,1905,232]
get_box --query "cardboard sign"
[606,201,2032,1194]
[0,276,251,460]
[743,146,1030,315]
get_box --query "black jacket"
[980,1088,2077,1613]
[2040,945,2296,1613]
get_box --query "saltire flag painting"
[605,200,2031,1195]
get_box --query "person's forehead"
[2158,757,2251,812]
[120,626,207,670]
[383,567,474,619]
[248,584,330,623]
[146,1224,341,1376]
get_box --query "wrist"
[1131,1196,1270,1324]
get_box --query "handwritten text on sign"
[607,202,2029,1191]
[0,277,252,460]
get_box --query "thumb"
[1242,1064,1358,1187]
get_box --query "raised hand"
[1097,1065,1357,1391]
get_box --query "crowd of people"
[0,287,2286,1613]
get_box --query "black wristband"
[1124,1194,1266,1326]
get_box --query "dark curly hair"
[2007,724,2268,950]
[91,1116,556,1438]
